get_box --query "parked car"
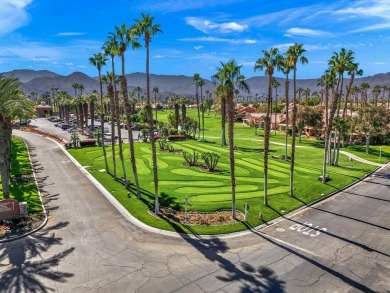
[51,118,62,123]
[67,126,80,133]
[61,124,72,130]
[54,121,64,127]
[125,124,142,131]
[47,116,56,121]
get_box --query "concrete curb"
[0,135,48,243]
[14,130,390,240]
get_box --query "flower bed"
[168,135,186,141]
[152,207,244,226]
[22,126,64,143]
[0,213,46,240]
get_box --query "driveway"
[0,130,389,292]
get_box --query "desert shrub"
[168,128,178,135]
[183,149,198,166]
[202,152,220,172]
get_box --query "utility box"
[19,202,28,216]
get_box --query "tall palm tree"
[212,60,249,219]
[303,88,311,106]
[134,86,142,106]
[193,73,201,140]
[88,53,109,172]
[285,43,308,196]
[198,78,206,141]
[255,48,283,206]
[110,24,142,195]
[132,13,162,214]
[153,86,159,122]
[328,48,355,166]
[343,63,363,118]
[272,77,281,135]
[0,76,34,198]
[102,73,118,179]
[281,58,293,161]
[103,37,123,179]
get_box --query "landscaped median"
[67,134,385,235]
[0,137,46,241]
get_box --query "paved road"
[0,131,389,292]
[29,118,141,143]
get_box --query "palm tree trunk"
[284,78,289,160]
[181,104,186,130]
[196,86,201,140]
[290,69,297,197]
[98,70,109,173]
[221,96,226,146]
[264,75,272,205]
[90,101,95,128]
[119,75,141,198]
[227,91,237,219]
[145,41,159,214]
[0,119,12,199]
[107,83,117,179]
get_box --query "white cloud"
[194,46,204,50]
[336,0,390,32]
[32,56,49,61]
[77,65,87,68]
[55,32,86,37]
[284,27,331,38]
[0,51,19,58]
[0,0,32,35]
[136,0,245,12]
[65,62,73,66]
[185,17,248,33]
[153,55,165,58]
[180,36,256,44]
[374,61,386,65]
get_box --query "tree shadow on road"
[164,220,286,292]
[0,221,74,293]
[243,221,378,293]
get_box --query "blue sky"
[0,0,389,80]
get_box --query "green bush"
[168,128,178,135]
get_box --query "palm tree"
[343,63,363,118]
[255,48,283,206]
[0,75,35,198]
[281,58,293,161]
[212,60,249,219]
[134,86,142,106]
[88,53,109,172]
[153,86,159,122]
[272,77,281,135]
[285,43,308,196]
[303,88,311,106]
[328,48,355,166]
[360,82,370,107]
[193,73,201,140]
[102,73,118,179]
[110,23,142,195]
[132,13,162,214]
[198,78,206,141]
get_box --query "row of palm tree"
[89,13,162,213]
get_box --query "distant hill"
[2,69,60,83]
[3,69,390,98]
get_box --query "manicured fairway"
[68,110,386,234]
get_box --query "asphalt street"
[0,130,389,292]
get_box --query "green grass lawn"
[0,137,42,212]
[68,109,387,234]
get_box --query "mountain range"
[2,69,390,99]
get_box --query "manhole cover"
[276,228,285,232]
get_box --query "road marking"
[289,222,327,237]
[276,228,285,232]
[258,231,319,257]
